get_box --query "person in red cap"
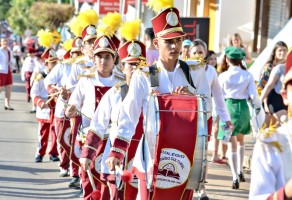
[0,37,14,110]
[65,33,121,199]
[106,2,211,200]
[21,47,37,113]
[79,20,145,200]
[44,37,83,185]
[30,48,59,163]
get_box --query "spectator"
[180,39,192,59]
[0,37,14,110]
[12,41,21,73]
[219,33,253,67]
[143,28,159,65]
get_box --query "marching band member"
[189,39,231,200]
[249,69,292,200]
[65,32,120,199]
[21,47,36,104]
[30,48,59,163]
[44,37,83,184]
[217,47,261,189]
[106,1,211,199]
[79,19,145,200]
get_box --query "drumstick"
[115,165,132,183]
[45,95,55,105]
[59,98,92,121]
[48,85,76,97]
[86,169,101,199]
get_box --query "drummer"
[106,1,211,199]
[249,69,292,199]
[79,19,145,199]
[65,33,120,199]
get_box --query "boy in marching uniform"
[106,1,211,199]
[249,69,292,200]
[66,25,97,89]
[65,32,121,199]
[21,47,37,113]
[44,37,83,184]
[79,19,145,200]
[30,48,59,163]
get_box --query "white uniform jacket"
[44,62,72,118]
[249,120,292,200]
[30,72,51,122]
[68,72,120,127]
[108,59,211,161]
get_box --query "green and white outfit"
[218,66,261,139]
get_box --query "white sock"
[237,145,245,174]
[198,184,206,197]
[228,152,238,181]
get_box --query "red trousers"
[36,121,58,156]
[81,169,102,200]
[71,161,79,177]
[25,72,32,101]
[54,118,70,170]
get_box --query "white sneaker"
[59,169,69,177]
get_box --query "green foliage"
[7,0,35,35]
[0,0,12,20]
[29,2,75,31]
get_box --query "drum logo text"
[156,148,191,188]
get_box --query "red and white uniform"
[30,72,58,158]
[0,47,13,86]
[69,72,119,199]
[108,59,211,199]
[21,56,36,101]
[44,61,73,172]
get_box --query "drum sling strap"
[149,60,196,89]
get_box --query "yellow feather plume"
[52,30,61,45]
[102,12,122,34]
[77,10,99,26]
[37,29,53,48]
[63,39,73,51]
[119,20,141,41]
[97,25,112,37]
[147,0,174,13]
[69,18,83,37]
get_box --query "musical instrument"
[136,93,208,199]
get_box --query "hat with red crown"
[93,35,117,55]
[148,0,185,39]
[118,19,146,63]
[71,37,83,53]
[41,48,59,63]
[27,47,36,54]
[111,34,121,49]
[63,50,71,60]
[81,25,97,42]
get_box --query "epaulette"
[184,55,206,71]
[35,72,45,81]
[74,55,86,65]
[257,123,283,152]
[77,72,95,80]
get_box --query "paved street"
[0,74,250,199]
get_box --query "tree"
[0,0,12,20]
[7,0,35,35]
[29,2,75,31]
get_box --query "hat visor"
[121,57,145,63]
[83,35,97,43]
[158,31,186,39]
[46,57,59,63]
[71,47,82,53]
[94,48,116,56]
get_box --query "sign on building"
[180,17,210,46]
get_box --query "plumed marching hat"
[41,48,59,63]
[71,37,83,53]
[118,19,146,63]
[148,0,186,39]
[93,35,117,56]
[81,25,97,43]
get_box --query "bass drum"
[143,94,208,192]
